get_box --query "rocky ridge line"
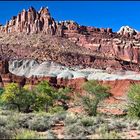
[0,6,140,72]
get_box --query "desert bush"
[64,122,96,139]
[49,112,66,126]
[14,129,42,139]
[0,88,4,94]
[45,114,66,131]
[48,106,65,114]
[6,115,20,130]
[0,115,19,130]
[0,109,66,134]
[28,112,66,131]
[55,87,71,110]
[7,113,34,129]
[46,130,58,139]
[127,84,140,118]
[64,123,87,139]
[108,121,127,132]
[99,130,121,139]
[81,80,110,116]
[65,112,79,125]
[0,111,22,130]
[0,111,34,130]
[17,113,35,128]
[0,88,4,106]
[126,119,140,130]
[96,123,122,139]
[0,109,14,116]
[0,126,12,139]
[80,116,95,127]
[0,116,7,127]
[64,114,102,139]
[28,115,51,131]
[137,121,140,130]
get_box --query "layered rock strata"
[0,6,140,98]
[0,7,140,69]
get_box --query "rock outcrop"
[1,6,140,70]
[117,26,138,37]
[0,7,80,37]
[0,6,140,96]
[0,7,59,35]
[8,59,140,81]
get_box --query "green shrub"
[48,112,66,127]
[33,81,56,112]
[64,123,87,139]
[0,116,7,127]
[0,83,35,113]
[95,123,122,139]
[0,81,71,113]
[100,130,121,139]
[46,130,58,139]
[28,116,51,131]
[34,82,71,112]
[0,126,12,139]
[17,113,35,128]
[109,121,127,132]
[14,129,42,139]
[0,109,14,116]
[28,112,66,131]
[48,106,65,114]
[64,115,98,139]
[65,112,79,125]
[6,116,20,130]
[127,84,140,118]
[0,88,4,95]
[0,88,4,106]
[97,123,109,134]
[81,80,110,116]
[54,87,71,110]
[80,116,95,127]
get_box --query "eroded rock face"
[1,6,140,69]
[0,7,56,35]
[8,59,140,82]
[117,26,138,37]
[0,7,80,37]
[66,26,140,66]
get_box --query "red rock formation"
[0,7,79,37]
[57,77,87,90]
[1,7,140,116]
[0,7,54,35]
[1,6,140,71]
[0,7,140,97]
[100,80,140,97]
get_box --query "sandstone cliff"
[0,7,140,72]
